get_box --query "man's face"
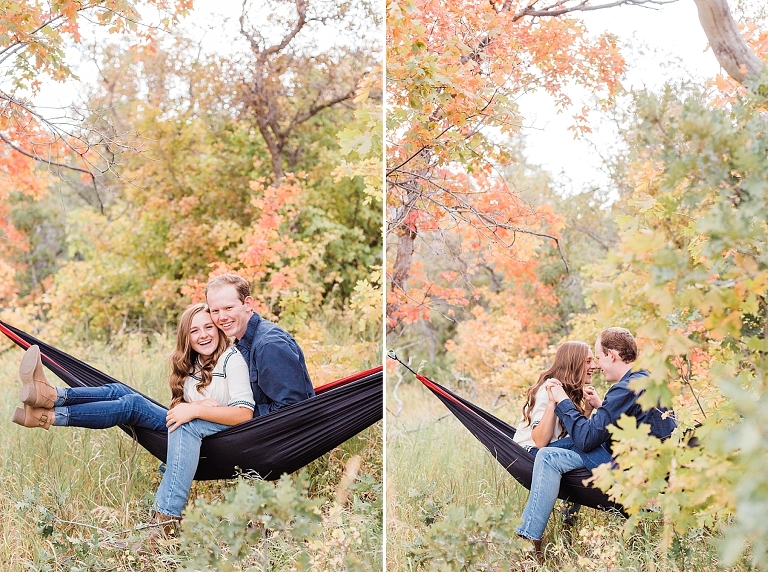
[594,338,618,382]
[595,338,626,381]
[206,284,253,340]
[584,351,598,384]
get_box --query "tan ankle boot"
[150,512,182,537]
[11,404,54,429]
[19,345,57,409]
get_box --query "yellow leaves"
[622,228,666,255]
[636,318,668,342]
[349,268,383,334]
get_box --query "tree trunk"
[386,182,421,334]
[693,0,765,85]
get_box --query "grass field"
[386,375,752,571]
[0,333,382,571]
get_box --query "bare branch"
[498,0,677,20]
[390,170,571,274]
[292,87,356,127]
[0,130,96,183]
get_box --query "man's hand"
[166,402,203,433]
[583,386,602,409]
[544,378,568,403]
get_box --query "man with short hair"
[205,274,314,416]
[515,327,676,555]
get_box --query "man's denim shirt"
[554,369,677,454]
[235,312,315,417]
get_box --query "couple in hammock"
[10,273,315,540]
[512,327,677,558]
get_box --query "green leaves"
[181,473,323,571]
[405,500,524,571]
[585,85,768,565]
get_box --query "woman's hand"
[544,378,567,404]
[166,402,204,433]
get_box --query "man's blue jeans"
[515,444,585,541]
[53,383,228,518]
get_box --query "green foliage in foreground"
[0,336,382,571]
[577,86,768,568]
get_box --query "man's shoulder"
[251,317,297,350]
[611,368,649,389]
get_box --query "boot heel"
[11,404,53,429]
[18,345,56,408]
[19,385,36,406]
[11,407,25,426]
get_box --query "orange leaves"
[239,174,305,284]
[387,0,624,333]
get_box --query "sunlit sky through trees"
[519,1,721,197]
[33,0,382,115]
[31,1,723,201]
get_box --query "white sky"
[34,0,723,197]
[35,0,382,109]
[518,1,722,195]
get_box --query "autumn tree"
[236,0,379,185]
[385,0,641,340]
[0,0,190,308]
[3,2,382,341]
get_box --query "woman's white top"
[513,385,564,451]
[183,347,255,411]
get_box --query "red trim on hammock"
[416,374,475,414]
[315,365,382,394]
[0,322,71,375]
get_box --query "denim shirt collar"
[619,368,649,384]
[235,312,262,355]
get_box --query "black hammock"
[390,354,623,514]
[1,320,382,481]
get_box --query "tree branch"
[390,170,571,273]
[693,0,765,85]
[499,0,677,20]
[0,130,96,183]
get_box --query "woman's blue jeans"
[53,383,167,430]
[52,383,227,518]
[153,417,228,518]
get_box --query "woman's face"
[189,311,220,357]
[582,351,597,386]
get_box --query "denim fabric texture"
[550,435,615,470]
[153,417,228,517]
[235,312,315,417]
[555,369,677,454]
[515,446,585,541]
[53,383,167,431]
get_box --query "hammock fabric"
[1,321,382,481]
[397,360,623,514]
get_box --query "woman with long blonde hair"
[11,303,254,536]
[513,341,599,453]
